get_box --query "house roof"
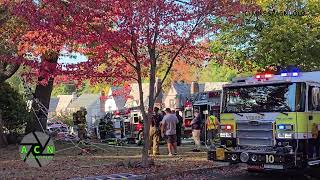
[55,95,74,112]
[125,83,150,108]
[172,82,191,95]
[48,97,59,113]
[67,94,100,109]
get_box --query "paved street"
[167,164,320,180]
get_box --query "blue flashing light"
[280,68,300,77]
[292,72,299,77]
[285,124,293,130]
[292,68,300,77]
[278,125,285,130]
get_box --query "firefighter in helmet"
[206,110,219,145]
[73,107,87,140]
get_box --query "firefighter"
[77,107,87,140]
[175,110,183,146]
[191,110,201,152]
[149,107,162,155]
[98,119,107,140]
[206,110,219,145]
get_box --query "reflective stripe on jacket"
[207,115,217,130]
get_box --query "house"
[124,83,150,109]
[163,81,227,109]
[48,94,76,118]
[199,82,227,92]
[104,86,127,112]
[163,81,191,109]
[48,97,59,118]
[66,94,104,130]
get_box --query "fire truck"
[208,70,320,171]
[183,91,222,138]
[129,110,144,145]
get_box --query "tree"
[3,0,69,133]
[0,3,28,145]
[199,61,240,82]
[210,0,320,71]
[24,52,60,133]
[0,3,26,83]
[52,83,76,96]
[11,0,241,166]
[0,82,32,147]
[171,60,198,83]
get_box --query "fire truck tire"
[306,166,320,179]
[246,168,263,173]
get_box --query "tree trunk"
[136,65,150,167]
[140,48,157,167]
[25,53,58,133]
[0,109,8,148]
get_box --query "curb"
[142,164,229,180]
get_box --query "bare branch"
[130,27,140,63]
[154,16,205,99]
[85,23,138,72]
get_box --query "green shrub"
[51,113,73,127]
[0,82,32,134]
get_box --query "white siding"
[104,90,118,112]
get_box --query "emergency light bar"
[255,73,273,80]
[281,72,300,77]
[280,68,300,77]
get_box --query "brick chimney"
[99,90,106,113]
[191,81,199,95]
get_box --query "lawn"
[0,141,216,179]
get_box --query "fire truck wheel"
[306,166,320,179]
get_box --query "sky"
[58,50,88,64]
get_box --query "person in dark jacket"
[149,107,162,155]
[175,111,183,146]
[98,119,107,140]
[190,110,201,152]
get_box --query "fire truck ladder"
[20,78,96,153]
[20,78,134,155]
[21,77,49,133]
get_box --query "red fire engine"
[183,101,193,137]
[183,90,222,138]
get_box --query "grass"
[0,140,215,179]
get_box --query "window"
[133,114,139,124]
[308,86,320,111]
[222,83,306,113]
[184,109,192,118]
[169,99,175,108]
